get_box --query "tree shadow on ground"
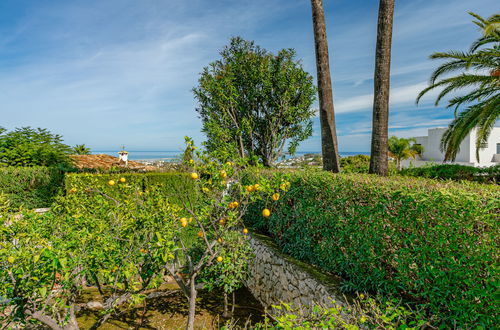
[77,287,264,329]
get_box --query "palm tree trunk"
[310,0,341,173]
[369,0,395,176]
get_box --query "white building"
[402,127,500,168]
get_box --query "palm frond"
[474,95,500,161]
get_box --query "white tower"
[118,147,129,167]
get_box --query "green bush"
[0,166,64,209]
[64,172,196,206]
[244,170,500,327]
[340,155,397,174]
[400,164,499,183]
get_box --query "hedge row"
[64,172,196,206]
[244,170,499,327]
[400,164,500,183]
[0,166,65,209]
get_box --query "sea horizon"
[92,150,370,161]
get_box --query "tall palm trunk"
[310,0,341,172]
[369,0,395,176]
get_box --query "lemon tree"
[166,139,290,329]
[1,174,179,329]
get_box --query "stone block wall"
[246,232,346,311]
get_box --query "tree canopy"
[388,136,424,170]
[417,12,500,161]
[193,37,317,166]
[73,144,91,155]
[0,127,72,167]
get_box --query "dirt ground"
[76,285,265,330]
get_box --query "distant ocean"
[93,150,369,161]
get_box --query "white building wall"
[403,127,500,168]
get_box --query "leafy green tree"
[193,37,317,166]
[0,127,72,166]
[0,178,178,330]
[417,12,500,161]
[388,136,424,170]
[72,144,90,155]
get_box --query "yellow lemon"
[226,161,232,166]
[219,218,226,225]
[229,201,239,209]
[217,256,223,262]
[217,238,223,243]
[246,185,254,193]
[7,256,15,264]
[202,187,209,193]
[272,193,280,201]
[243,228,249,234]
[197,231,204,238]
[108,180,115,186]
[262,208,271,217]
[190,172,199,180]
[253,184,260,191]
[119,177,126,183]
[69,187,77,194]
[189,159,195,164]
[220,170,227,178]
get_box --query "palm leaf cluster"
[388,136,423,170]
[417,12,500,161]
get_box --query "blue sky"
[0,0,497,153]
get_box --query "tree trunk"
[310,0,341,173]
[223,292,230,318]
[186,277,197,330]
[231,291,235,315]
[369,0,395,176]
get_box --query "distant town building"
[402,127,500,168]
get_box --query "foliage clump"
[0,166,65,209]
[244,170,500,327]
[416,12,500,161]
[400,163,500,183]
[255,294,429,329]
[0,127,72,167]
[193,37,317,166]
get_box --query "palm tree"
[73,144,91,155]
[388,136,424,170]
[369,0,395,176]
[310,0,341,172]
[417,12,500,162]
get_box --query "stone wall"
[246,232,346,311]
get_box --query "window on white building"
[497,143,500,154]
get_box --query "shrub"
[244,170,500,327]
[401,163,499,183]
[0,166,64,209]
[340,155,397,174]
[1,177,179,329]
[255,295,429,329]
[64,172,196,206]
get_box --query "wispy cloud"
[0,0,497,152]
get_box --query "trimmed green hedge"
[64,172,196,206]
[244,170,499,327]
[400,164,499,183]
[0,166,64,209]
